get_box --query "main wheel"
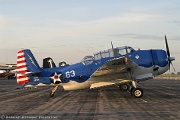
[131,88,143,98]
[122,84,128,90]
[118,84,128,91]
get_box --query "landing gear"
[131,88,143,98]
[122,84,128,90]
[50,85,59,97]
[50,93,54,97]
[130,80,143,98]
[118,84,129,91]
[119,84,129,91]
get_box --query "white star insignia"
[50,72,62,84]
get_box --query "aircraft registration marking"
[34,77,40,81]
[65,70,76,78]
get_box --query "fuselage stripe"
[17,63,27,67]
[18,50,24,54]
[17,67,27,71]
[17,76,28,79]
[17,80,30,84]
[17,52,24,56]
[17,58,25,62]
[17,60,26,64]
[16,70,28,73]
[17,55,25,59]
[17,49,30,85]
[17,65,27,69]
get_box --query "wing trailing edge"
[90,79,131,89]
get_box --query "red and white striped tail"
[16,49,30,84]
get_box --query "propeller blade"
[170,62,176,72]
[164,35,175,73]
[165,35,170,57]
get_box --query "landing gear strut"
[50,85,59,97]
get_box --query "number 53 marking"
[65,70,76,78]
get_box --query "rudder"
[16,49,41,84]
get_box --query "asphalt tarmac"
[0,78,180,120]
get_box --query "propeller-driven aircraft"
[0,63,17,70]
[16,36,175,98]
[0,64,16,79]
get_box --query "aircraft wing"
[91,56,138,77]
[0,64,17,70]
[0,67,16,70]
[90,56,153,89]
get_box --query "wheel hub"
[135,90,142,97]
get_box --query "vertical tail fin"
[16,49,41,84]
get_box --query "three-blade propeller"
[165,35,175,72]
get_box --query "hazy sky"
[0,0,180,72]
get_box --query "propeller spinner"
[165,35,175,72]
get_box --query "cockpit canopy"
[81,46,134,65]
[81,55,94,65]
[94,46,134,60]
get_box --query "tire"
[122,84,128,90]
[132,88,143,98]
[118,84,128,91]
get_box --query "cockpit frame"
[94,46,134,60]
[81,46,134,65]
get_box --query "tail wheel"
[131,88,143,98]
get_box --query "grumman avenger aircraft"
[16,36,175,98]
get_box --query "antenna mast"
[111,41,114,49]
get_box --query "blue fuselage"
[29,49,168,87]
